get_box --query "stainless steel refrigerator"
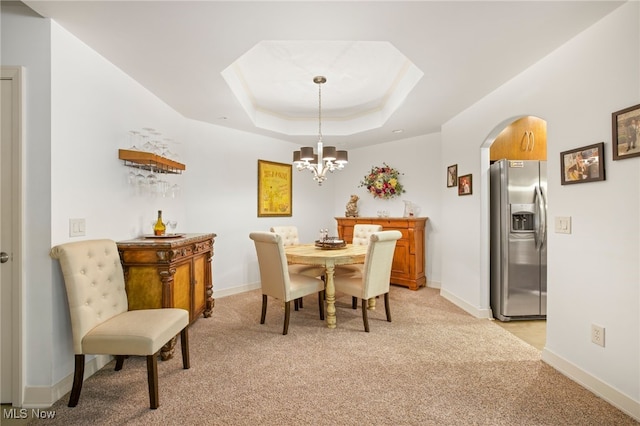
[490,159,547,321]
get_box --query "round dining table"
[284,243,367,329]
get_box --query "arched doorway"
[480,115,547,349]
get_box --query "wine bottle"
[153,210,166,236]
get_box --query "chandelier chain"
[317,78,322,141]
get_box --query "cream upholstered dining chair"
[249,232,325,335]
[50,239,190,409]
[352,224,385,246]
[269,225,324,276]
[335,224,382,277]
[270,225,325,310]
[334,224,383,307]
[333,230,402,332]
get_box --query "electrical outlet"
[591,324,605,347]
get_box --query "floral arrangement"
[359,163,405,199]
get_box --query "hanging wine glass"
[128,130,141,150]
[127,169,137,192]
[170,183,181,198]
[146,170,158,196]
[140,134,154,153]
[156,170,168,197]
[136,170,147,196]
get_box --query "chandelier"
[292,76,348,185]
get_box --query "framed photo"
[458,174,472,196]
[257,160,292,217]
[612,103,640,160]
[560,142,605,185]
[447,164,458,187]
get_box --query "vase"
[403,200,415,217]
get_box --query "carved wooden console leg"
[204,288,214,318]
[204,253,214,317]
[160,336,177,361]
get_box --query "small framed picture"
[447,164,458,187]
[560,142,605,185]
[612,103,640,160]
[458,174,472,195]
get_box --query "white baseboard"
[426,280,441,289]
[22,355,112,408]
[440,287,493,319]
[213,282,261,298]
[542,349,640,422]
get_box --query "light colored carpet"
[29,287,637,425]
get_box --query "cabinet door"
[173,261,192,319]
[126,266,163,310]
[390,239,411,280]
[490,116,547,161]
[192,253,207,319]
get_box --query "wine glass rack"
[118,149,185,174]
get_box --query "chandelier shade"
[292,76,348,185]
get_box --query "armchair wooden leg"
[114,355,126,371]
[384,292,392,322]
[352,296,357,309]
[318,291,325,321]
[283,301,291,335]
[147,353,159,409]
[361,299,370,332]
[180,327,190,369]
[294,298,299,311]
[68,354,85,407]
[299,298,303,309]
[260,294,268,324]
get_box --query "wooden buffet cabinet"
[117,233,215,359]
[335,217,427,290]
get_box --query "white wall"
[441,1,639,415]
[184,119,335,295]
[331,133,442,285]
[50,25,188,245]
[1,1,53,396]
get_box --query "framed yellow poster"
[257,160,292,217]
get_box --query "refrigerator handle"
[534,185,546,250]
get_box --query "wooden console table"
[335,217,427,290]
[117,233,215,359]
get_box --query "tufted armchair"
[249,232,325,335]
[50,239,190,409]
[333,230,402,332]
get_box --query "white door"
[1,67,22,405]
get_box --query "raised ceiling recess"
[221,40,423,137]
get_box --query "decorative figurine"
[345,194,359,217]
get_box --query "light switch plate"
[69,218,86,237]
[554,216,571,234]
